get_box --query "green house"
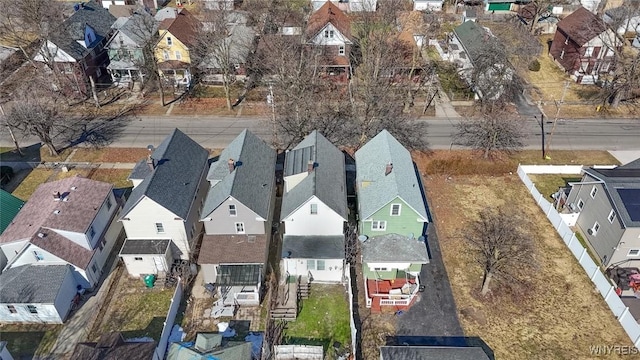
[355,130,429,238]
[0,190,24,235]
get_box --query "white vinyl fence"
[518,165,640,348]
[153,278,183,360]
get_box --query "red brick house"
[550,7,618,84]
[34,1,116,97]
[306,1,353,82]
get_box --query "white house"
[280,131,348,283]
[0,264,78,323]
[120,128,209,277]
[198,129,276,308]
[0,176,121,289]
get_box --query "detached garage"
[119,239,172,278]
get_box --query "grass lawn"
[416,151,632,359]
[88,169,133,188]
[39,147,74,163]
[284,284,350,353]
[92,276,173,341]
[528,174,584,201]
[71,148,149,163]
[0,324,62,358]
[11,169,56,201]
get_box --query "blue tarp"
[221,327,236,338]
[169,324,186,344]
[244,333,263,359]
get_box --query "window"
[371,220,386,231]
[27,305,37,314]
[106,197,112,210]
[608,209,616,223]
[91,264,98,273]
[33,251,44,261]
[166,36,172,46]
[155,223,165,234]
[564,37,569,45]
[163,50,170,60]
[390,204,401,216]
[134,257,143,261]
[374,267,389,271]
[585,46,594,57]
[591,221,600,236]
[307,259,316,270]
[89,226,96,239]
[324,30,335,38]
[339,45,345,56]
[577,199,584,210]
[229,204,237,216]
[235,222,245,234]
[317,260,325,271]
[7,305,16,314]
[310,203,318,215]
[175,51,182,60]
[62,63,73,74]
[628,249,640,257]
[590,186,598,199]
[560,50,565,60]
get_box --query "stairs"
[270,307,297,320]
[298,277,310,299]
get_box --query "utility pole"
[541,112,545,160]
[0,104,23,156]
[545,81,569,155]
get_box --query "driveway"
[395,223,464,336]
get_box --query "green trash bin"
[144,274,156,288]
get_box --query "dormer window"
[167,37,173,46]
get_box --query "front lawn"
[283,284,350,355]
[88,169,133,189]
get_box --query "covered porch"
[158,60,192,88]
[107,60,144,85]
[364,271,423,313]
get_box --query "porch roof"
[158,60,190,70]
[216,264,262,286]
[362,233,429,264]
[120,239,171,255]
[107,60,139,70]
[282,235,345,259]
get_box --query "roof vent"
[63,197,69,202]
[385,163,393,176]
[53,191,62,200]
[71,186,77,191]
[228,158,236,173]
[53,210,61,214]
[37,232,45,238]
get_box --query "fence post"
[590,266,600,281]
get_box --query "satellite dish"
[358,235,368,243]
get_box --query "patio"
[366,275,422,313]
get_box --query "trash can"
[144,274,156,288]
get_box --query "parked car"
[0,166,13,185]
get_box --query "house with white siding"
[0,264,78,323]
[0,176,121,289]
[280,131,348,283]
[119,128,209,277]
[198,130,276,310]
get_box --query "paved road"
[1,115,639,150]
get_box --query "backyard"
[283,284,351,358]
[415,150,632,359]
[0,324,62,359]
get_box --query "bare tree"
[5,100,61,156]
[454,102,524,158]
[464,207,536,296]
[520,0,569,35]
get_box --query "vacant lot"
[416,151,631,359]
[90,274,173,341]
[283,284,350,357]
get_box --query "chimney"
[307,160,315,173]
[228,158,236,173]
[53,191,61,200]
[385,163,393,176]
[146,154,155,171]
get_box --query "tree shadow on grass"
[1,331,46,359]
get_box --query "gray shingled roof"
[380,346,490,360]
[281,131,347,220]
[120,239,171,255]
[121,129,209,219]
[584,159,640,227]
[355,130,428,221]
[49,1,117,60]
[453,21,496,65]
[202,130,276,220]
[282,235,345,259]
[110,11,157,47]
[361,234,429,263]
[0,264,72,303]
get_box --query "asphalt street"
[1,115,639,150]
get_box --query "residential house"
[0,190,24,235]
[200,12,256,84]
[355,130,429,312]
[565,159,640,268]
[0,264,78,323]
[449,20,514,99]
[604,7,640,39]
[198,130,276,308]
[311,0,378,12]
[167,333,253,360]
[550,7,618,84]
[119,129,209,277]
[71,332,156,360]
[106,10,158,86]
[0,176,121,289]
[517,4,559,35]
[413,0,443,12]
[100,0,138,8]
[306,2,353,82]
[34,1,116,96]
[155,8,200,87]
[280,131,348,283]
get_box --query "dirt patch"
[418,152,632,359]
